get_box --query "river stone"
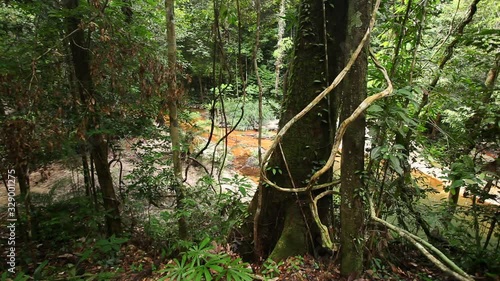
[245,156,259,167]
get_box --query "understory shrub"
[158,237,253,281]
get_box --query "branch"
[306,49,393,191]
[307,48,394,253]
[416,0,480,115]
[309,189,339,250]
[368,197,473,281]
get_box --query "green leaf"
[208,264,224,273]
[463,178,477,185]
[450,179,464,191]
[367,104,384,113]
[238,185,247,197]
[33,260,49,279]
[199,237,211,250]
[371,146,382,159]
[203,268,212,281]
[389,155,403,175]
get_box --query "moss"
[268,204,308,261]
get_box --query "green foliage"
[35,196,102,246]
[260,259,284,278]
[125,135,176,204]
[443,155,480,194]
[266,166,283,176]
[93,235,129,263]
[368,258,387,279]
[145,175,249,246]
[1,0,499,278]
[441,106,474,134]
[1,272,29,281]
[159,238,253,281]
[432,208,500,275]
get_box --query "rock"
[263,119,279,131]
[245,156,259,168]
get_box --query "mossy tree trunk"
[247,0,351,261]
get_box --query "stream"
[1,115,497,208]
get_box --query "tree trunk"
[16,162,29,198]
[90,134,122,235]
[249,0,343,261]
[339,0,370,277]
[65,0,121,236]
[274,0,287,95]
[80,145,92,197]
[166,0,188,240]
[15,162,33,240]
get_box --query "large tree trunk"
[65,0,121,236]
[339,0,370,277]
[249,0,344,261]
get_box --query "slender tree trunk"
[90,134,122,235]
[16,163,29,198]
[339,0,370,277]
[483,210,499,250]
[81,145,91,197]
[90,154,98,207]
[390,0,413,78]
[166,0,187,240]
[274,0,287,95]
[482,53,499,104]
[413,0,480,122]
[65,0,121,236]
[15,163,33,240]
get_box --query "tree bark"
[249,0,342,261]
[15,162,33,240]
[80,145,92,197]
[89,134,122,235]
[339,0,370,277]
